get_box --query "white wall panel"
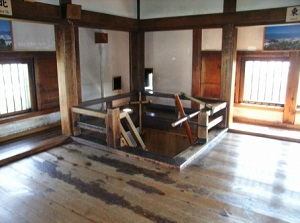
[35,0,137,18]
[140,0,223,19]
[237,0,300,11]
[79,28,130,102]
[145,30,193,106]
[12,21,55,51]
[237,26,264,51]
[202,28,222,51]
[73,0,137,18]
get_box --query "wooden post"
[71,112,80,136]
[220,24,237,128]
[223,0,236,13]
[130,31,144,93]
[198,111,208,142]
[192,29,202,109]
[106,108,120,148]
[55,21,79,136]
[283,52,300,124]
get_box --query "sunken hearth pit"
[71,92,227,170]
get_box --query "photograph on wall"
[0,20,13,51]
[264,24,300,50]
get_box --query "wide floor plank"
[0,132,299,223]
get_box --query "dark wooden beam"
[59,0,72,4]
[130,31,145,92]
[74,26,82,103]
[220,24,237,128]
[8,0,138,31]
[191,29,202,108]
[223,0,236,13]
[139,7,289,31]
[74,10,138,31]
[9,0,61,24]
[55,21,79,136]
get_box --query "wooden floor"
[230,122,300,143]
[0,132,299,223]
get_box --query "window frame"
[238,57,290,107]
[235,52,291,106]
[0,58,37,118]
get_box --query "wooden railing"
[71,91,227,151]
[71,92,147,150]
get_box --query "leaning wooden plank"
[71,107,107,119]
[124,113,147,150]
[120,124,135,147]
[174,94,194,144]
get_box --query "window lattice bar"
[0,63,31,115]
[243,61,290,106]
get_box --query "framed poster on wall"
[0,20,13,51]
[264,24,300,50]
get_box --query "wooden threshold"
[229,122,300,143]
[0,127,70,167]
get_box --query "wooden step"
[0,128,70,166]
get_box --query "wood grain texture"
[283,52,300,124]
[35,54,59,110]
[0,132,299,223]
[55,22,79,136]
[220,24,237,128]
[192,29,202,102]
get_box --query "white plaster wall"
[237,26,264,51]
[140,0,223,19]
[35,0,137,18]
[202,26,265,51]
[145,30,193,106]
[202,28,222,51]
[74,0,137,18]
[12,21,55,51]
[35,0,59,5]
[79,28,130,102]
[237,0,300,11]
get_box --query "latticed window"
[240,60,290,106]
[0,60,34,117]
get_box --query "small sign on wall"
[286,6,300,22]
[0,0,12,16]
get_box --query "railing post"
[71,109,81,136]
[106,108,120,148]
[198,111,208,143]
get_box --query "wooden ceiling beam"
[9,0,61,24]
[6,0,138,31]
[5,1,296,31]
[73,10,138,31]
[139,7,290,31]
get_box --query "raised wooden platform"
[0,127,70,167]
